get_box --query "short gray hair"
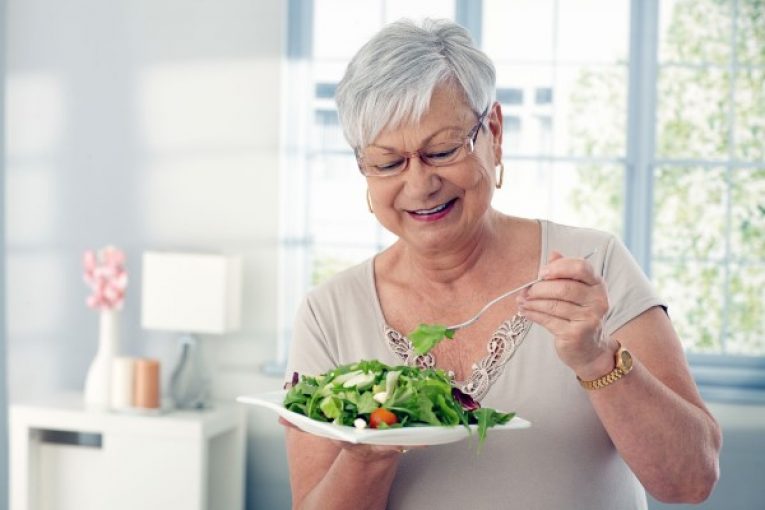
[335,18,496,150]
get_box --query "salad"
[284,359,514,444]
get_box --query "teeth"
[414,202,449,215]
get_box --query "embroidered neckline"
[383,313,531,401]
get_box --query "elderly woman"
[284,19,720,510]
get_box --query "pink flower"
[83,246,128,311]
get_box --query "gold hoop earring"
[495,162,504,189]
[366,189,374,213]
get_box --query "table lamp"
[141,251,242,409]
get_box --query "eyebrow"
[366,123,469,153]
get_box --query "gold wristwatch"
[577,341,633,390]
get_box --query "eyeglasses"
[355,108,489,178]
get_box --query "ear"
[487,101,503,164]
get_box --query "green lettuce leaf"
[408,324,455,355]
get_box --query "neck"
[400,210,502,287]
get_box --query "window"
[497,87,525,105]
[653,0,764,359]
[278,0,765,398]
[535,87,553,105]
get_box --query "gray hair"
[335,18,496,150]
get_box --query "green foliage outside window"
[569,0,764,355]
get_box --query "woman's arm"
[584,306,721,503]
[286,426,403,510]
[519,253,721,503]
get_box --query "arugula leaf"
[408,323,456,355]
[471,408,515,445]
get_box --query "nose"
[403,154,441,197]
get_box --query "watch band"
[577,342,633,390]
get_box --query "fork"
[444,249,598,332]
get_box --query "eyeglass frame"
[354,107,490,178]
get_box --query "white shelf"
[10,393,245,510]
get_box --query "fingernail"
[539,268,549,279]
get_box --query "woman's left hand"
[517,251,616,379]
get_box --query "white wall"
[5,0,290,508]
[1,0,9,506]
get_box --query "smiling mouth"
[409,198,457,216]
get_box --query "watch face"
[619,349,634,371]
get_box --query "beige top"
[286,220,665,510]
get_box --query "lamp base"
[169,334,210,409]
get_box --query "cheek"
[461,154,494,190]
[369,181,402,213]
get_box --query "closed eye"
[374,159,406,172]
[424,145,460,162]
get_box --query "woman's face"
[364,86,503,253]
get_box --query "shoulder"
[302,258,375,316]
[542,220,618,259]
[541,220,649,286]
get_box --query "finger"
[518,298,589,322]
[278,417,302,431]
[337,442,408,461]
[524,278,591,304]
[518,307,571,332]
[536,251,564,279]
[541,258,600,285]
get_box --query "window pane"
[730,167,765,259]
[383,0,454,23]
[309,154,384,247]
[496,65,627,157]
[493,161,624,235]
[495,65,554,155]
[313,109,346,152]
[653,260,725,353]
[314,0,383,59]
[557,0,629,63]
[736,0,765,67]
[656,67,731,159]
[659,0,732,65]
[735,69,765,161]
[653,166,727,260]
[502,115,522,154]
[312,245,383,286]
[560,65,627,157]
[727,263,765,355]
[483,0,554,62]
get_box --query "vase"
[84,309,119,409]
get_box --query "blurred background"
[1,0,763,509]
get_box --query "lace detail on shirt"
[384,313,530,401]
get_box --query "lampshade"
[141,252,242,334]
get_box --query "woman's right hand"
[282,417,419,510]
[279,416,418,461]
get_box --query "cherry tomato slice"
[369,408,398,428]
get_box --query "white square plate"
[237,390,531,446]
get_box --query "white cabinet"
[10,394,245,510]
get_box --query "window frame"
[272,0,765,403]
